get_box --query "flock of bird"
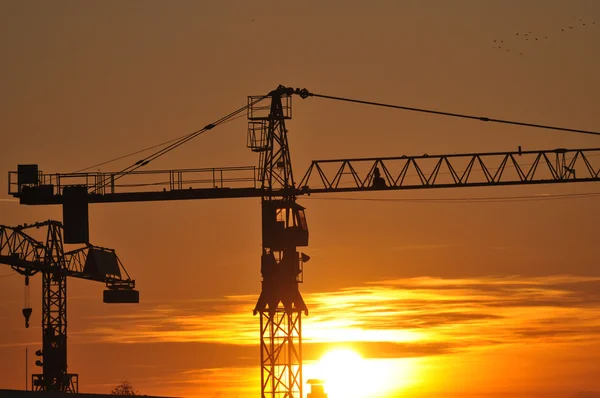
[491,18,596,55]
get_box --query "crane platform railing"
[9,165,258,197]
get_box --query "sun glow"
[306,348,417,398]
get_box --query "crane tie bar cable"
[90,96,266,193]
[294,89,600,137]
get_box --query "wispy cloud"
[62,275,600,398]
[76,275,600,357]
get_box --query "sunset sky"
[1,1,600,397]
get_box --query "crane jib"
[8,147,600,205]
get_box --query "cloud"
[46,275,600,398]
[76,275,600,360]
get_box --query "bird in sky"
[490,17,597,56]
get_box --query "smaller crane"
[0,220,138,393]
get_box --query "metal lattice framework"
[260,310,302,398]
[0,222,134,284]
[0,221,136,393]
[251,87,306,398]
[9,149,600,205]
[298,148,600,193]
[38,223,75,392]
[248,91,295,193]
[0,224,45,273]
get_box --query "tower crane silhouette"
[0,220,138,393]
[7,85,600,398]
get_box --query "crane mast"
[40,222,71,392]
[249,87,309,397]
[0,221,138,393]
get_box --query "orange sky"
[1,1,599,397]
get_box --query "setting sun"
[307,348,417,398]
[317,348,363,398]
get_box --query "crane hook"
[23,276,32,328]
